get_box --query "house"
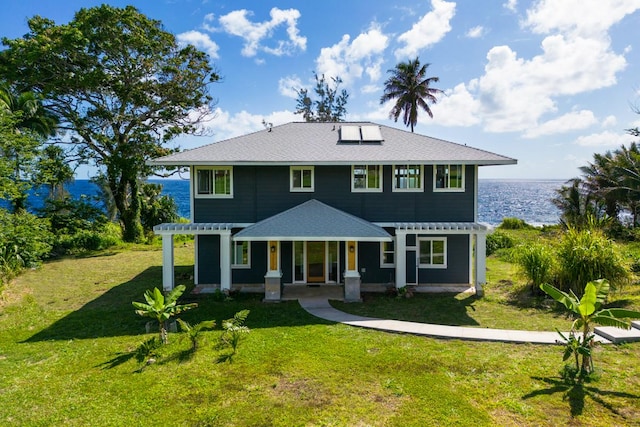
[150,121,516,301]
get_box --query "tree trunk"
[109,172,144,243]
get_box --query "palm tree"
[0,83,58,137]
[380,57,443,132]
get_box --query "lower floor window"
[380,240,395,267]
[232,241,250,267]
[419,238,447,268]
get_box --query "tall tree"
[294,73,348,122]
[0,5,219,242]
[380,57,443,132]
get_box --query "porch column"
[395,230,407,289]
[162,234,175,292]
[475,232,487,297]
[344,241,361,302]
[220,230,231,291]
[264,240,282,302]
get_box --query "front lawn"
[1,242,639,426]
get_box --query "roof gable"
[234,199,392,241]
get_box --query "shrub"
[516,243,555,293]
[0,209,53,283]
[486,231,515,256]
[498,217,532,230]
[556,228,629,295]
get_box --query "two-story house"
[151,121,516,301]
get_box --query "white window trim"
[392,164,424,192]
[380,238,395,268]
[194,166,233,198]
[231,241,251,269]
[351,165,383,192]
[433,164,465,193]
[418,237,447,269]
[290,166,315,192]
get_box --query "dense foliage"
[0,5,218,242]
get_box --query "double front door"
[293,241,339,283]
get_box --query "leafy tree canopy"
[294,73,348,122]
[0,5,219,241]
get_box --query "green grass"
[1,241,640,426]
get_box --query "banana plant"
[541,279,640,377]
[132,285,197,344]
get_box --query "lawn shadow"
[523,376,640,419]
[335,292,481,326]
[24,265,331,342]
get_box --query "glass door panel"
[307,241,325,283]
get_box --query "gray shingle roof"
[234,199,392,241]
[151,121,516,166]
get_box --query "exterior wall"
[193,164,475,223]
[198,235,220,284]
[194,164,476,286]
[417,234,469,284]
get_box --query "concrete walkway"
[298,297,631,345]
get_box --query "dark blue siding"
[194,165,476,223]
[418,234,469,284]
[197,235,220,284]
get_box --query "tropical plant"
[294,73,349,122]
[139,182,179,238]
[555,228,629,295]
[218,309,250,362]
[540,279,640,380]
[0,5,219,242]
[177,318,216,351]
[380,57,443,132]
[132,285,198,344]
[516,243,555,293]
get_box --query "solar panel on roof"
[340,125,361,141]
[361,125,383,141]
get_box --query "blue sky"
[3,0,640,180]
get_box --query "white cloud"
[196,108,298,142]
[503,0,517,12]
[602,115,617,127]
[524,110,597,138]
[574,130,636,147]
[394,0,456,59]
[475,32,628,133]
[524,0,640,37]
[176,30,220,59]
[217,7,306,57]
[278,75,304,99]
[429,83,481,127]
[315,24,389,86]
[466,26,484,39]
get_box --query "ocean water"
[17,178,565,226]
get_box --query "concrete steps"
[594,321,640,344]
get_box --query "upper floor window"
[352,165,382,192]
[195,167,232,198]
[434,164,464,191]
[290,166,314,192]
[232,241,250,268]
[419,237,447,268]
[393,164,423,191]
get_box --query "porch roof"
[234,199,392,242]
